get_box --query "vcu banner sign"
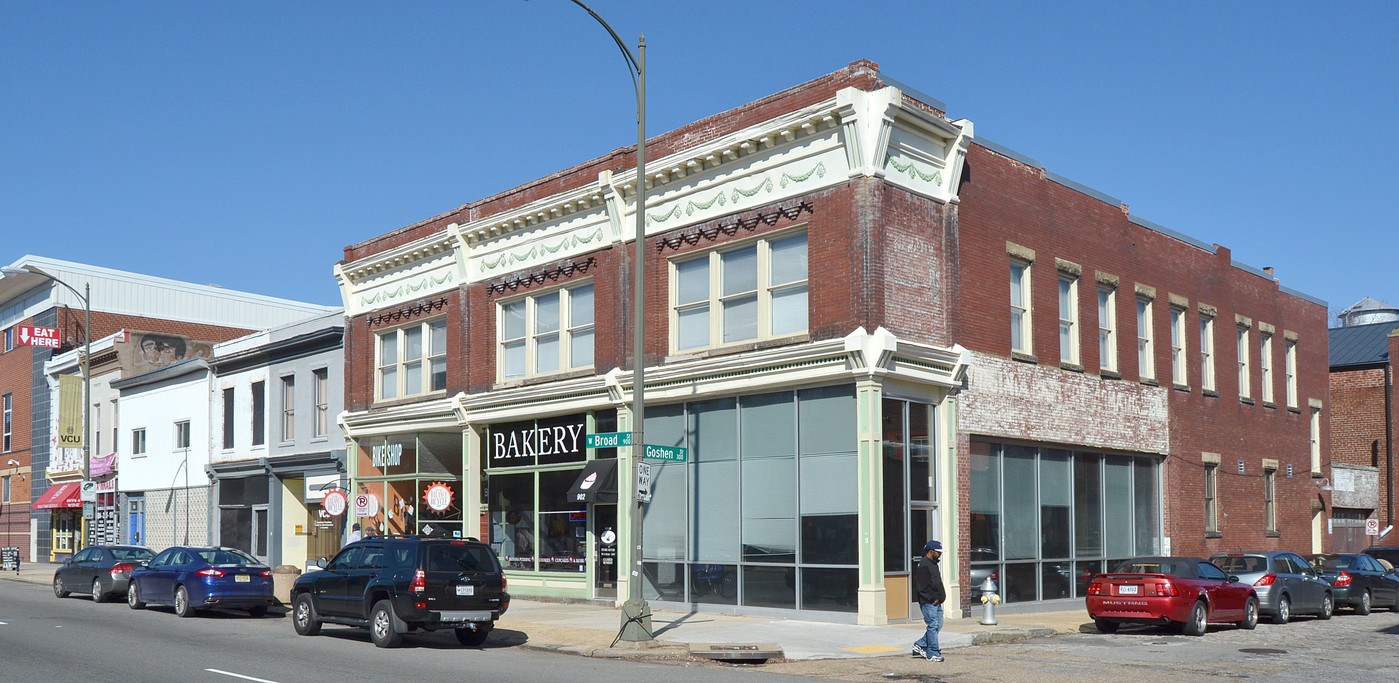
[57,374,84,449]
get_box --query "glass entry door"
[593,505,617,599]
[908,507,938,611]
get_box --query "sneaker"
[928,654,944,662]
[911,644,927,658]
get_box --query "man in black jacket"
[912,539,946,662]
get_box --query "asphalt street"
[0,580,805,683]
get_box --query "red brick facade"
[1329,331,1399,527]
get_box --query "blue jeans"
[914,602,943,657]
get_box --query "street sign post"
[585,432,633,448]
[643,444,686,462]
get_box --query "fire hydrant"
[978,576,1000,625]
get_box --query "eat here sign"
[18,325,61,348]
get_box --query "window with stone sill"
[499,283,594,381]
[1237,324,1251,400]
[1170,307,1187,387]
[1059,275,1079,365]
[1260,332,1274,405]
[377,317,448,400]
[1285,340,1298,409]
[1098,286,1116,373]
[671,231,807,353]
[1010,259,1032,355]
[1136,297,1154,381]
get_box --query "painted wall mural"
[117,330,215,376]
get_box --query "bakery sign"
[487,414,587,468]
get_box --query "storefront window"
[970,442,1163,603]
[538,470,586,572]
[353,432,465,538]
[490,472,535,571]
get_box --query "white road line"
[206,669,283,683]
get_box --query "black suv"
[290,535,509,648]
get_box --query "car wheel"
[292,594,321,636]
[455,624,493,646]
[1272,595,1290,625]
[1319,592,1333,620]
[1238,597,1258,630]
[53,575,70,599]
[370,600,403,648]
[127,582,145,609]
[1356,590,1372,616]
[1094,618,1119,634]
[247,605,268,618]
[1182,600,1208,636]
[174,586,196,618]
[92,578,108,603]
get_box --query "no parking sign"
[353,492,380,518]
[1367,518,1380,536]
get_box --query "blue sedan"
[127,546,275,617]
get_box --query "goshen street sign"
[17,325,61,349]
[643,444,687,462]
[585,432,633,448]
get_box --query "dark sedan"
[53,545,155,602]
[1086,556,1258,636]
[128,546,275,617]
[1306,553,1399,614]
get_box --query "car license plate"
[235,574,251,583]
[1118,584,1138,595]
[456,585,474,596]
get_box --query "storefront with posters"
[351,432,465,538]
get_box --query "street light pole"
[566,0,651,643]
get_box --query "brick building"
[1327,298,1399,552]
[334,60,1328,623]
[0,256,336,563]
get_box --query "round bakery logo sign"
[423,482,454,513]
[322,489,347,517]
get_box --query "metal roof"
[1329,322,1396,368]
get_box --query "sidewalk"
[2,562,1083,661]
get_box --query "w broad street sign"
[585,432,632,448]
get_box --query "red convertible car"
[1086,556,1259,635]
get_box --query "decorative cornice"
[365,297,448,328]
[339,235,455,284]
[656,202,814,253]
[486,257,596,296]
[358,271,454,308]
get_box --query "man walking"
[912,539,946,662]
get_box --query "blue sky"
[3,1,1395,320]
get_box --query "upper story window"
[2,475,9,504]
[377,318,448,400]
[2,327,12,352]
[1170,306,1187,386]
[1009,260,1032,355]
[1136,297,1154,380]
[1237,323,1252,400]
[672,231,807,353]
[281,376,295,442]
[1285,339,1298,408]
[1310,405,1322,473]
[222,387,235,449]
[2,393,10,453]
[314,368,329,438]
[1204,462,1218,534]
[500,283,594,379]
[1200,314,1216,392]
[1058,275,1078,365]
[132,427,147,456]
[175,420,190,450]
[1263,465,1277,533]
[1098,286,1117,373]
[251,380,266,447]
[1260,331,1274,404]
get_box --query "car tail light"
[197,568,226,577]
[411,568,426,594]
[111,564,133,577]
[1253,574,1277,587]
[502,574,508,591]
[1086,581,1103,596]
[1155,582,1179,597]
[1336,571,1352,586]
[259,569,272,578]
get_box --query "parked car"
[53,545,155,603]
[1209,551,1333,624]
[127,546,275,617]
[1085,556,1258,636]
[290,535,509,648]
[1306,553,1399,614]
[1362,545,1399,571]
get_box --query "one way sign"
[17,325,61,349]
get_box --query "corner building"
[337,60,1328,624]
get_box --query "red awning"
[33,482,82,510]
